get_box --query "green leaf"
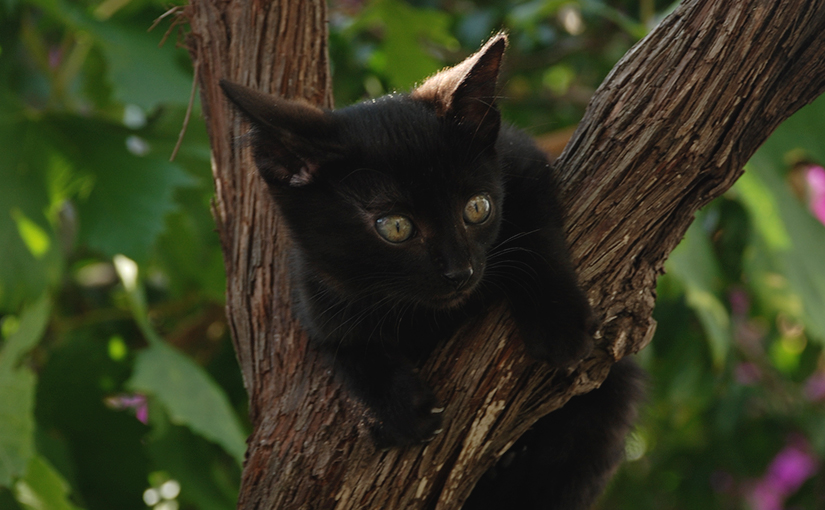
[353,0,458,90]
[0,112,63,313]
[22,0,193,110]
[128,342,246,464]
[725,94,825,342]
[0,296,50,487]
[0,295,51,372]
[155,204,226,302]
[737,158,825,341]
[666,219,731,367]
[10,209,51,259]
[13,456,83,510]
[507,0,568,28]
[0,368,36,488]
[83,20,194,110]
[47,116,194,262]
[734,172,791,250]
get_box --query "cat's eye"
[463,194,492,224]
[375,215,415,243]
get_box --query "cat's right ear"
[220,80,340,187]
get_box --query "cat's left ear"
[411,32,506,145]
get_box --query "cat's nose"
[443,266,474,290]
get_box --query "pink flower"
[806,166,825,225]
[747,436,818,510]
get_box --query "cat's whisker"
[488,228,541,252]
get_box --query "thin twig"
[159,16,185,48]
[149,5,183,33]
[171,59,198,162]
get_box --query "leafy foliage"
[1,0,824,509]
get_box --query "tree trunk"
[186,0,825,508]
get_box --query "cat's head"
[221,34,508,307]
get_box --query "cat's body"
[221,33,643,510]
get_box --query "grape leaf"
[47,116,194,262]
[128,342,247,464]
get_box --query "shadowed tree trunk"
[186,0,825,508]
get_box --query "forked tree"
[186,0,825,508]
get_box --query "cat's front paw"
[370,371,444,449]
[518,310,595,369]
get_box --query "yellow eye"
[375,215,414,243]
[464,194,492,224]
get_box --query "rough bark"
[186,0,825,508]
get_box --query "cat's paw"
[370,372,444,449]
[518,310,595,369]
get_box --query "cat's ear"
[220,80,341,187]
[411,32,506,144]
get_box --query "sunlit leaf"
[10,209,51,259]
[128,342,247,464]
[0,111,63,312]
[734,172,791,250]
[13,456,83,510]
[666,219,731,367]
[738,158,825,341]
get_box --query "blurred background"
[1,0,824,509]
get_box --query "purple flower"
[104,393,149,424]
[747,436,819,510]
[806,166,825,225]
[767,442,818,493]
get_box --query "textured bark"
[186,0,825,508]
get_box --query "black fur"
[221,33,643,509]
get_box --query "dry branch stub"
[186,0,825,507]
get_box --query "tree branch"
[186,0,825,508]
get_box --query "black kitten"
[221,33,642,509]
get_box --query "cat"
[220,33,643,510]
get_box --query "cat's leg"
[330,345,444,448]
[490,221,595,368]
[463,358,645,510]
